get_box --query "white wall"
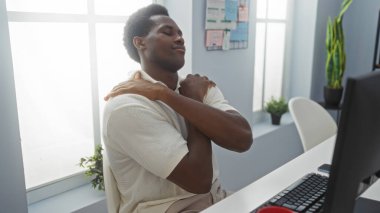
[310,0,342,100]
[164,0,193,77]
[0,0,28,212]
[191,0,255,125]
[341,0,380,77]
[287,0,318,98]
[213,121,303,190]
[310,0,380,100]
[188,0,304,191]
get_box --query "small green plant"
[325,0,352,89]
[79,144,104,191]
[264,97,288,116]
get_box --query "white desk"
[202,136,380,213]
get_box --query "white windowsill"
[28,183,105,213]
[28,114,294,213]
[252,113,294,137]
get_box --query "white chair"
[289,97,337,152]
[103,153,121,213]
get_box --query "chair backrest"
[289,97,337,152]
[103,152,121,213]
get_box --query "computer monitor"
[373,10,380,71]
[323,71,380,212]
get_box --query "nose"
[175,34,184,45]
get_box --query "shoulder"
[104,94,143,111]
[103,94,160,123]
[204,86,238,112]
[105,94,150,110]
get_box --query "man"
[103,4,253,213]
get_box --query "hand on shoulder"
[179,74,216,102]
[104,72,168,101]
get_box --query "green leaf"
[78,144,105,191]
[338,0,353,22]
[326,52,333,86]
[264,97,288,116]
[325,0,351,89]
[326,17,333,51]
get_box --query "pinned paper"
[231,22,249,41]
[205,0,250,50]
[206,30,224,48]
[206,0,237,30]
[238,5,249,22]
[225,0,238,21]
[222,30,231,50]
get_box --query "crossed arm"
[105,73,253,193]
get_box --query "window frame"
[252,0,293,124]
[6,0,162,204]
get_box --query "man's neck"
[141,65,179,91]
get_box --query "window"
[6,0,158,202]
[253,0,290,113]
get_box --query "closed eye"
[163,30,173,36]
[160,25,182,37]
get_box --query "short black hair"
[123,4,169,63]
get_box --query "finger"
[134,71,142,80]
[111,81,127,91]
[105,90,120,100]
[112,85,120,91]
[186,74,193,78]
[194,73,200,77]
[208,81,216,88]
[104,92,114,101]
[111,84,126,93]
[202,76,209,80]
[104,92,116,101]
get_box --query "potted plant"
[265,97,288,125]
[79,144,104,191]
[324,0,352,106]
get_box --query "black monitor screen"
[323,71,380,212]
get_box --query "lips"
[173,45,186,54]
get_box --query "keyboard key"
[296,205,307,211]
[253,173,328,213]
[275,198,288,205]
[282,203,297,210]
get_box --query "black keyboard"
[251,173,329,213]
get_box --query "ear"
[133,36,145,50]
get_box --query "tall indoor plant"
[324,0,353,106]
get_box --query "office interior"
[1,0,379,212]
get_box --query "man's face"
[141,15,185,72]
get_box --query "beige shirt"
[102,70,237,213]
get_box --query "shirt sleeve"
[203,86,238,112]
[106,104,188,179]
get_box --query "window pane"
[267,0,287,20]
[96,23,140,124]
[6,0,86,14]
[95,0,152,16]
[256,0,267,19]
[264,23,286,103]
[253,23,266,111]
[9,23,94,189]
